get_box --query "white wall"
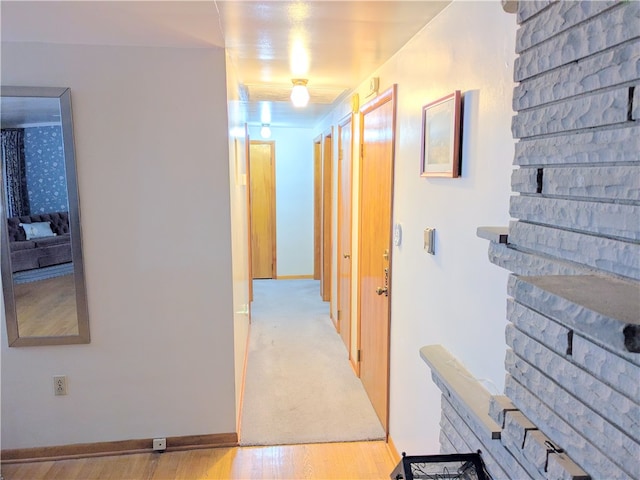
[248,125,315,278]
[317,1,517,453]
[1,42,237,449]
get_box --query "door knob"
[376,267,389,297]
[343,253,351,259]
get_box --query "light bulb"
[290,79,310,108]
[260,124,272,139]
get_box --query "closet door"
[249,141,276,279]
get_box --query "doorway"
[249,141,276,279]
[240,125,386,446]
[357,86,397,433]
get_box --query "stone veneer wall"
[423,2,639,479]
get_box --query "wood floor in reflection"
[13,274,78,337]
[1,441,396,480]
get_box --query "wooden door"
[313,138,322,281]
[249,141,276,279]
[321,131,333,303]
[357,86,396,432]
[337,115,353,353]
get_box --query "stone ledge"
[513,275,640,325]
[476,226,509,244]
[508,275,640,356]
[420,345,501,440]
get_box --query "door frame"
[321,128,333,304]
[249,140,277,279]
[337,113,354,358]
[313,136,322,281]
[356,85,397,434]
[245,124,253,302]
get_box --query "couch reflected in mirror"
[8,212,72,274]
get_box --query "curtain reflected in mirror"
[1,87,89,346]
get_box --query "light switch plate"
[424,228,435,254]
[393,223,402,246]
[369,77,379,95]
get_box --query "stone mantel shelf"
[509,275,640,356]
[420,345,502,440]
[476,226,509,244]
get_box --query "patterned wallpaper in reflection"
[24,126,69,214]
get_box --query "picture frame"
[420,90,462,178]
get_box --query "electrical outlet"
[53,375,67,396]
[153,438,166,452]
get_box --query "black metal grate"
[390,452,492,480]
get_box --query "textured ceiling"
[1,1,451,128]
[218,1,450,127]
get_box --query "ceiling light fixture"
[290,78,310,108]
[260,124,272,139]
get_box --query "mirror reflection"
[1,87,89,346]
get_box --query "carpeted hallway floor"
[239,279,385,446]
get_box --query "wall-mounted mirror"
[1,86,89,346]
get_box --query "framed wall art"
[420,90,462,178]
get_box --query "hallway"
[239,279,384,446]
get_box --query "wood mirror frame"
[1,86,90,346]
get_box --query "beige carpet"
[239,279,385,446]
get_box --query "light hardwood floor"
[13,274,78,337]
[1,441,396,480]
